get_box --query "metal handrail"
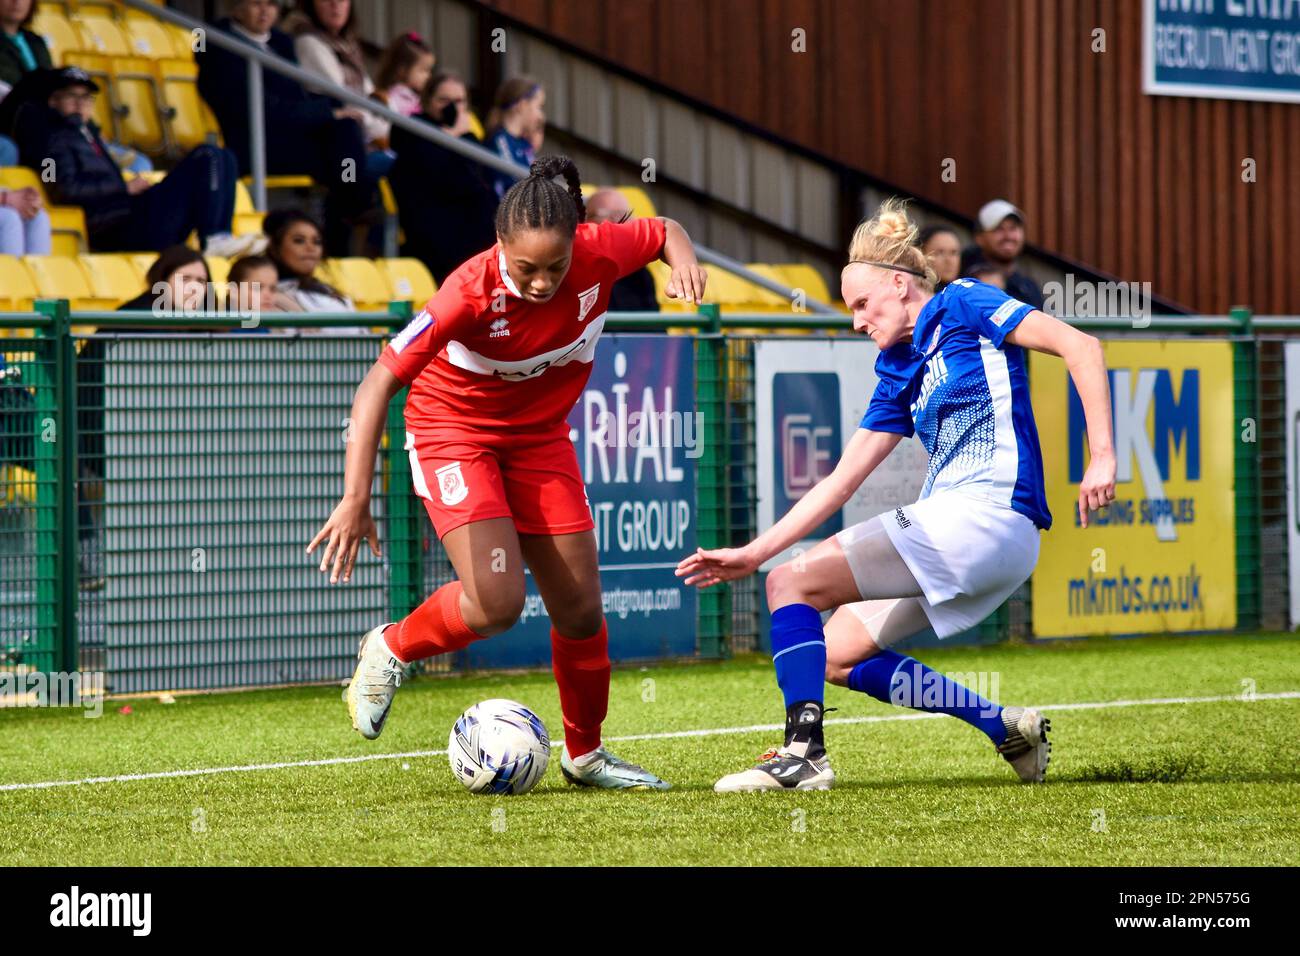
[118,0,840,315]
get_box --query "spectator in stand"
[118,246,211,313]
[486,75,544,199]
[228,253,300,318]
[374,32,435,118]
[15,68,253,256]
[283,0,393,178]
[388,70,497,283]
[0,174,48,255]
[917,224,960,293]
[264,209,367,333]
[197,0,374,256]
[0,0,152,173]
[0,0,50,94]
[960,198,1043,308]
[585,188,659,313]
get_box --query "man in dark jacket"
[15,67,247,254]
[387,71,497,282]
[196,0,374,255]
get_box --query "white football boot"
[714,747,835,792]
[714,700,835,792]
[996,706,1051,782]
[344,624,404,740]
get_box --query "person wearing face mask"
[388,70,497,283]
[308,155,707,790]
[678,198,1117,794]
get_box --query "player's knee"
[765,562,812,610]
[466,590,526,636]
[551,603,603,640]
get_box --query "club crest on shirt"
[435,461,469,506]
[576,283,601,322]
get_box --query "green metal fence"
[0,301,1288,695]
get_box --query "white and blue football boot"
[344,624,403,740]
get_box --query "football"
[447,699,551,795]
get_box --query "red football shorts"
[405,426,595,538]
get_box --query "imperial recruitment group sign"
[1144,0,1300,104]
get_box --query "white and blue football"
[448,698,551,795]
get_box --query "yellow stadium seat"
[375,258,436,312]
[233,180,264,236]
[242,175,315,192]
[23,255,106,311]
[76,15,131,57]
[0,167,88,254]
[31,9,83,62]
[615,186,657,221]
[109,57,167,155]
[158,58,221,152]
[0,465,38,505]
[122,0,167,18]
[74,1,121,19]
[123,17,176,60]
[161,23,195,59]
[61,51,117,136]
[78,254,144,307]
[770,263,837,310]
[326,258,392,312]
[580,183,596,200]
[742,264,798,311]
[468,111,485,140]
[126,253,157,281]
[0,255,38,314]
[205,255,231,288]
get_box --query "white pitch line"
[1,690,1297,794]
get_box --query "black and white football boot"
[996,706,1051,782]
[714,700,835,792]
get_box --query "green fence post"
[694,303,729,658]
[383,302,423,625]
[33,299,77,673]
[1231,306,1260,632]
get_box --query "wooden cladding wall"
[480,0,1298,314]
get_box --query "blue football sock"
[847,650,1006,744]
[769,603,826,710]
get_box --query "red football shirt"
[380,218,668,435]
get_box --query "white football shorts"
[836,490,1041,640]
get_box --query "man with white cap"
[961,198,1043,309]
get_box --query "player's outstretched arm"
[676,428,902,588]
[658,217,708,305]
[307,361,405,584]
[1005,310,1117,527]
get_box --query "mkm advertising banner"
[1031,339,1236,638]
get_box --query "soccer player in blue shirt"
[677,199,1117,791]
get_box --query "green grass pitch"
[2,633,1298,866]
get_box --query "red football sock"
[385,580,486,663]
[550,618,610,760]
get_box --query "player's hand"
[1078,449,1117,528]
[675,544,761,588]
[665,263,707,305]
[306,496,381,584]
[125,176,152,195]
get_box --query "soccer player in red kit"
[307,155,707,790]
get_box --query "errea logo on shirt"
[489,317,510,338]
